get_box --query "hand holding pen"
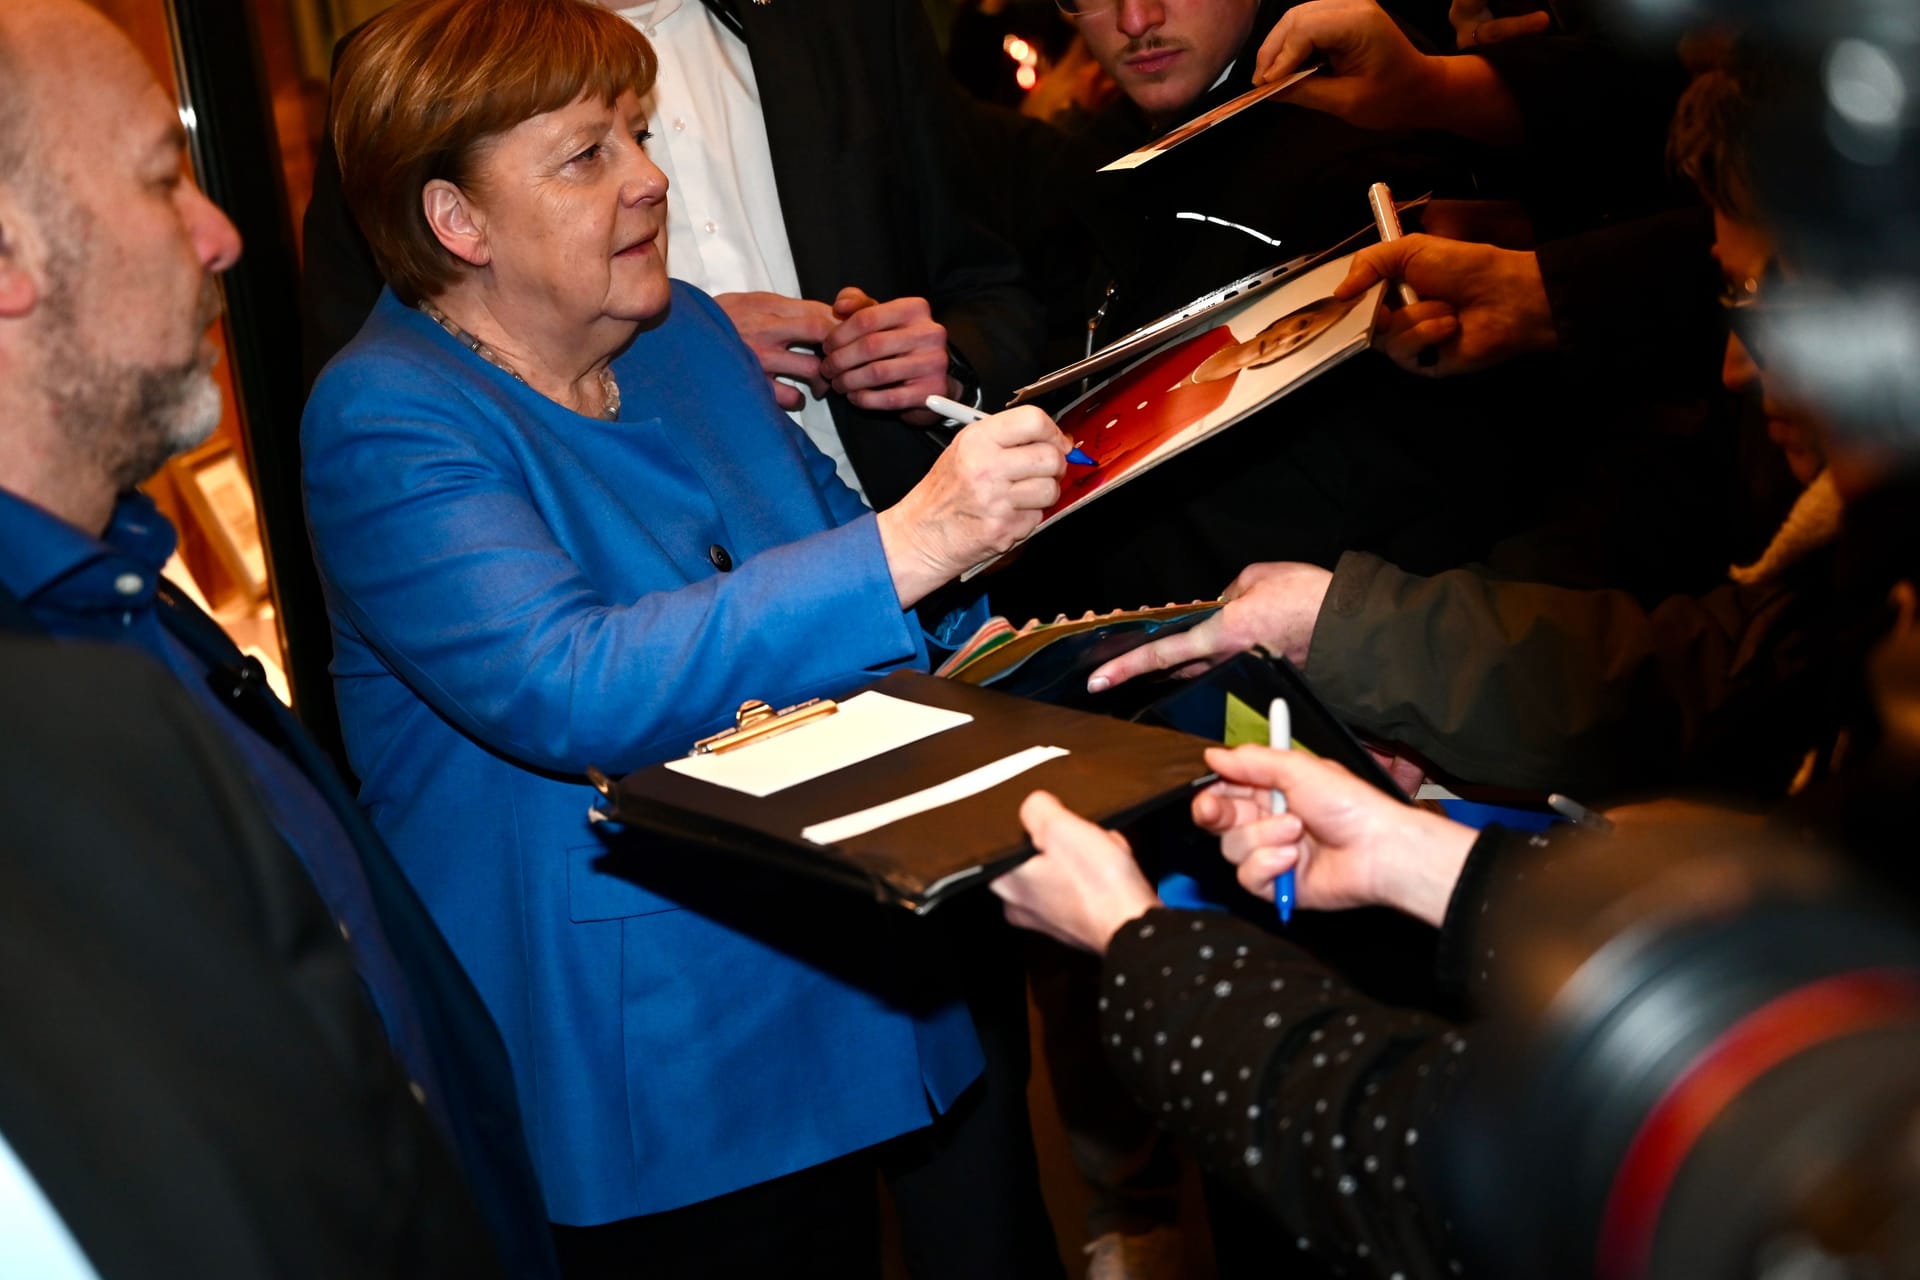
[1191,743,1479,929]
[1268,697,1296,924]
[928,395,1099,467]
[875,401,1072,606]
[1333,206,1558,378]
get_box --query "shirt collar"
[0,487,177,607]
[617,0,684,28]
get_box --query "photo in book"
[968,251,1384,578]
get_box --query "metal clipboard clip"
[687,697,839,756]
[583,696,840,823]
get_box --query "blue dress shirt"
[0,489,449,1131]
[303,284,987,1225]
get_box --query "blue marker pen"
[1268,696,1294,924]
[924,394,1099,466]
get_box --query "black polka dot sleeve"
[1094,826,1562,1278]
[1099,908,1467,1276]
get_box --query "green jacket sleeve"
[1305,551,1802,796]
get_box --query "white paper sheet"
[802,745,1069,845]
[664,691,971,798]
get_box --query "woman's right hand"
[877,406,1068,607]
[1191,745,1477,927]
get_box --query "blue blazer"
[303,285,984,1226]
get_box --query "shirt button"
[708,544,733,572]
[409,1080,427,1106]
[672,117,687,132]
[113,572,144,596]
[703,220,717,234]
[337,919,351,943]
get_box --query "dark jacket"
[0,638,502,1278]
[0,582,557,1278]
[1307,548,1824,796]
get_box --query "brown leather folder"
[589,670,1215,913]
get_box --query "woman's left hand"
[991,791,1162,954]
[821,287,954,418]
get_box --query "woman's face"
[463,89,670,329]
[1192,295,1356,384]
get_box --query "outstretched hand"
[1086,562,1332,693]
[991,790,1162,954]
[1334,234,1556,376]
[1191,745,1476,926]
[1254,0,1441,129]
[1254,0,1524,145]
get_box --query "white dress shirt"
[0,1131,102,1280]
[616,0,869,502]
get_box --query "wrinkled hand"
[1191,745,1476,926]
[713,291,835,411]
[1449,0,1552,49]
[1253,0,1444,129]
[875,405,1067,606]
[1334,234,1556,376]
[821,287,954,419]
[990,791,1162,954]
[1086,562,1333,693]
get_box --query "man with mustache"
[0,1,552,1272]
[985,0,1521,625]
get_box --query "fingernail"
[1087,676,1110,693]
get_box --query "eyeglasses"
[1054,0,1120,18]
[1720,258,1774,369]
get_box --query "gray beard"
[37,234,225,493]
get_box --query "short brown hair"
[331,0,657,303]
[1668,63,1764,221]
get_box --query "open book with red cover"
[967,250,1384,579]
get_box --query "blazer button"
[708,544,733,572]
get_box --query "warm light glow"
[1004,35,1033,63]
[1016,64,1038,90]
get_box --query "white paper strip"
[802,745,1069,846]
[664,691,971,798]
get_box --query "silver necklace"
[418,300,621,421]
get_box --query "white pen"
[1268,697,1294,924]
[1366,181,1422,310]
[924,393,989,425]
[922,395,1098,466]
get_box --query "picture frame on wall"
[170,440,272,604]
